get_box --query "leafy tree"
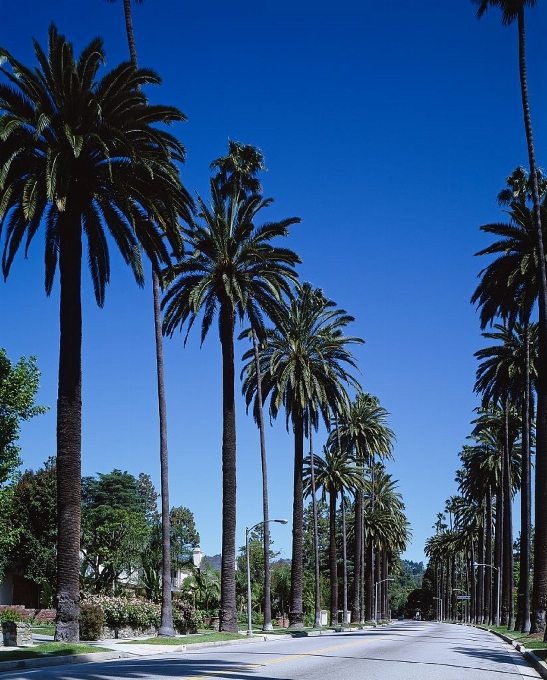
[0,350,47,485]
[81,470,150,593]
[163,175,300,632]
[9,458,57,595]
[0,26,188,641]
[139,505,199,602]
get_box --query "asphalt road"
[1,620,542,680]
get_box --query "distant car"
[397,615,404,620]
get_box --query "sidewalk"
[0,631,285,673]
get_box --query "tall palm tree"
[0,25,187,641]
[162,182,300,632]
[242,282,363,627]
[472,0,547,634]
[214,141,279,631]
[335,393,394,622]
[105,0,192,637]
[304,444,364,626]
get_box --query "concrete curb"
[0,650,131,673]
[491,629,547,679]
[0,633,284,673]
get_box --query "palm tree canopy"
[474,322,538,406]
[303,445,365,501]
[0,24,191,306]
[241,282,364,433]
[210,140,266,201]
[472,200,547,329]
[472,0,538,25]
[162,179,301,343]
[335,392,395,465]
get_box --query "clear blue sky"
[0,0,546,565]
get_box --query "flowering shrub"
[83,595,160,628]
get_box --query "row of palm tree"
[471,0,546,637]
[425,167,543,630]
[0,18,408,639]
[300,394,409,627]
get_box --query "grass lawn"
[125,632,244,645]
[485,626,547,654]
[0,642,111,662]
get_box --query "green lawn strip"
[0,642,111,661]
[485,626,547,651]
[30,626,55,636]
[124,632,242,645]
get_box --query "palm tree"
[162,182,300,632]
[214,141,280,631]
[472,0,547,634]
[304,444,364,626]
[335,393,394,622]
[242,282,363,627]
[0,25,187,641]
[106,0,192,637]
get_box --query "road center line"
[181,636,389,680]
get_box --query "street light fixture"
[474,563,500,626]
[374,578,394,624]
[246,519,288,636]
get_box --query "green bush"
[0,609,24,623]
[79,603,105,641]
[172,598,203,634]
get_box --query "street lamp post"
[433,596,443,622]
[474,563,500,626]
[374,578,394,624]
[246,518,288,636]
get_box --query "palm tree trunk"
[309,429,322,629]
[329,488,338,627]
[494,476,503,627]
[251,330,274,631]
[116,0,175,636]
[351,487,363,622]
[54,215,82,643]
[219,302,238,632]
[502,397,514,629]
[341,495,348,626]
[154,271,175,636]
[518,322,532,632]
[486,487,493,625]
[289,411,305,628]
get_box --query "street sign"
[457,596,471,600]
